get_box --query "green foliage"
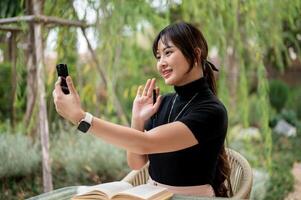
[0,0,23,18]
[0,130,130,199]
[286,87,301,119]
[269,80,289,112]
[0,62,12,120]
[248,94,264,127]
[270,109,301,129]
[257,62,272,171]
[294,97,301,120]
[0,133,40,178]
[50,129,128,185]
[237,62,249,128]
[0,44,27,124]
[264,131,301,200]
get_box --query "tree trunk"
[33,0,53,192]
[24,0,37,132]
[80,27,107,88]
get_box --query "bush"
[0,133,40,178]
[286,87,301,120]
[248,94,267,127]
[0,128,130,199]
[0,62,12,120]
[265,135,296,200]
[51,129,129,186]
[269,80,289,112]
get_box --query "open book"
[72,181,173,200]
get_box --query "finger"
[136,85,143,97]
[66,76,78,95]
[52,89,56,99]
[54,77,63,96]
[153,95,162,111]
[143,79,151,96]
[147,78,156,97]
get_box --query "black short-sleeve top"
[144,77,228,186]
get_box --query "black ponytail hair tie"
[203,60,219,72]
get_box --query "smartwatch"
[77,112,93,133]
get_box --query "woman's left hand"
[53,76,85,124]
[132,78,162,123]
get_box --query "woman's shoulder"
[195,96,228,117]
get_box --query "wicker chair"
[122,148,253,199]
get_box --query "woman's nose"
[158,57,167,68]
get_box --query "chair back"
[226,148,253,199]
[122,148,253,199]
[122,163,149,186]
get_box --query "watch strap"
[82,112,93,124]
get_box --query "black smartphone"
[56,63,70,94]
[152,89,156,105]
[152,89,157,128]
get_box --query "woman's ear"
[194,47,202,64]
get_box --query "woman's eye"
[156,55,161,60]
[165,51,172,56]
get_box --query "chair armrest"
[121,162,149,186]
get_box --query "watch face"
[78,121,91,133]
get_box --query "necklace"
[168,93,199,123]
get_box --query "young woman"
[53,22,231,197]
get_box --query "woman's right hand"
[131,78,162,124]
[128,79,160,169]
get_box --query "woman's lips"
[162,69,172,79]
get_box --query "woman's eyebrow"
[156,45,174,54]
[163,45,174,51]
[156,45,173,53]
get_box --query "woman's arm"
[88,118,198,154]
[127,118,148,170]
[53,77,198,154]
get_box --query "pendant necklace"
[168,93,199,123]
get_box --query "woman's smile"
[161,68,173,79]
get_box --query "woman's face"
[155,39,202,86]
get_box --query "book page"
[113,184,172,200]
[75,181,133,199]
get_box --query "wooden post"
[8,31,17,130]
[33,0,53,192]
[24,0,37,131]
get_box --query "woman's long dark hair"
[152,22,232,197]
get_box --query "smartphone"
[56,63,70,94]
[152,89,156,105]
[152,89,157,128]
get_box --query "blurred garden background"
[0,0,301,199]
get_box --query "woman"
[53,22,231,197]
